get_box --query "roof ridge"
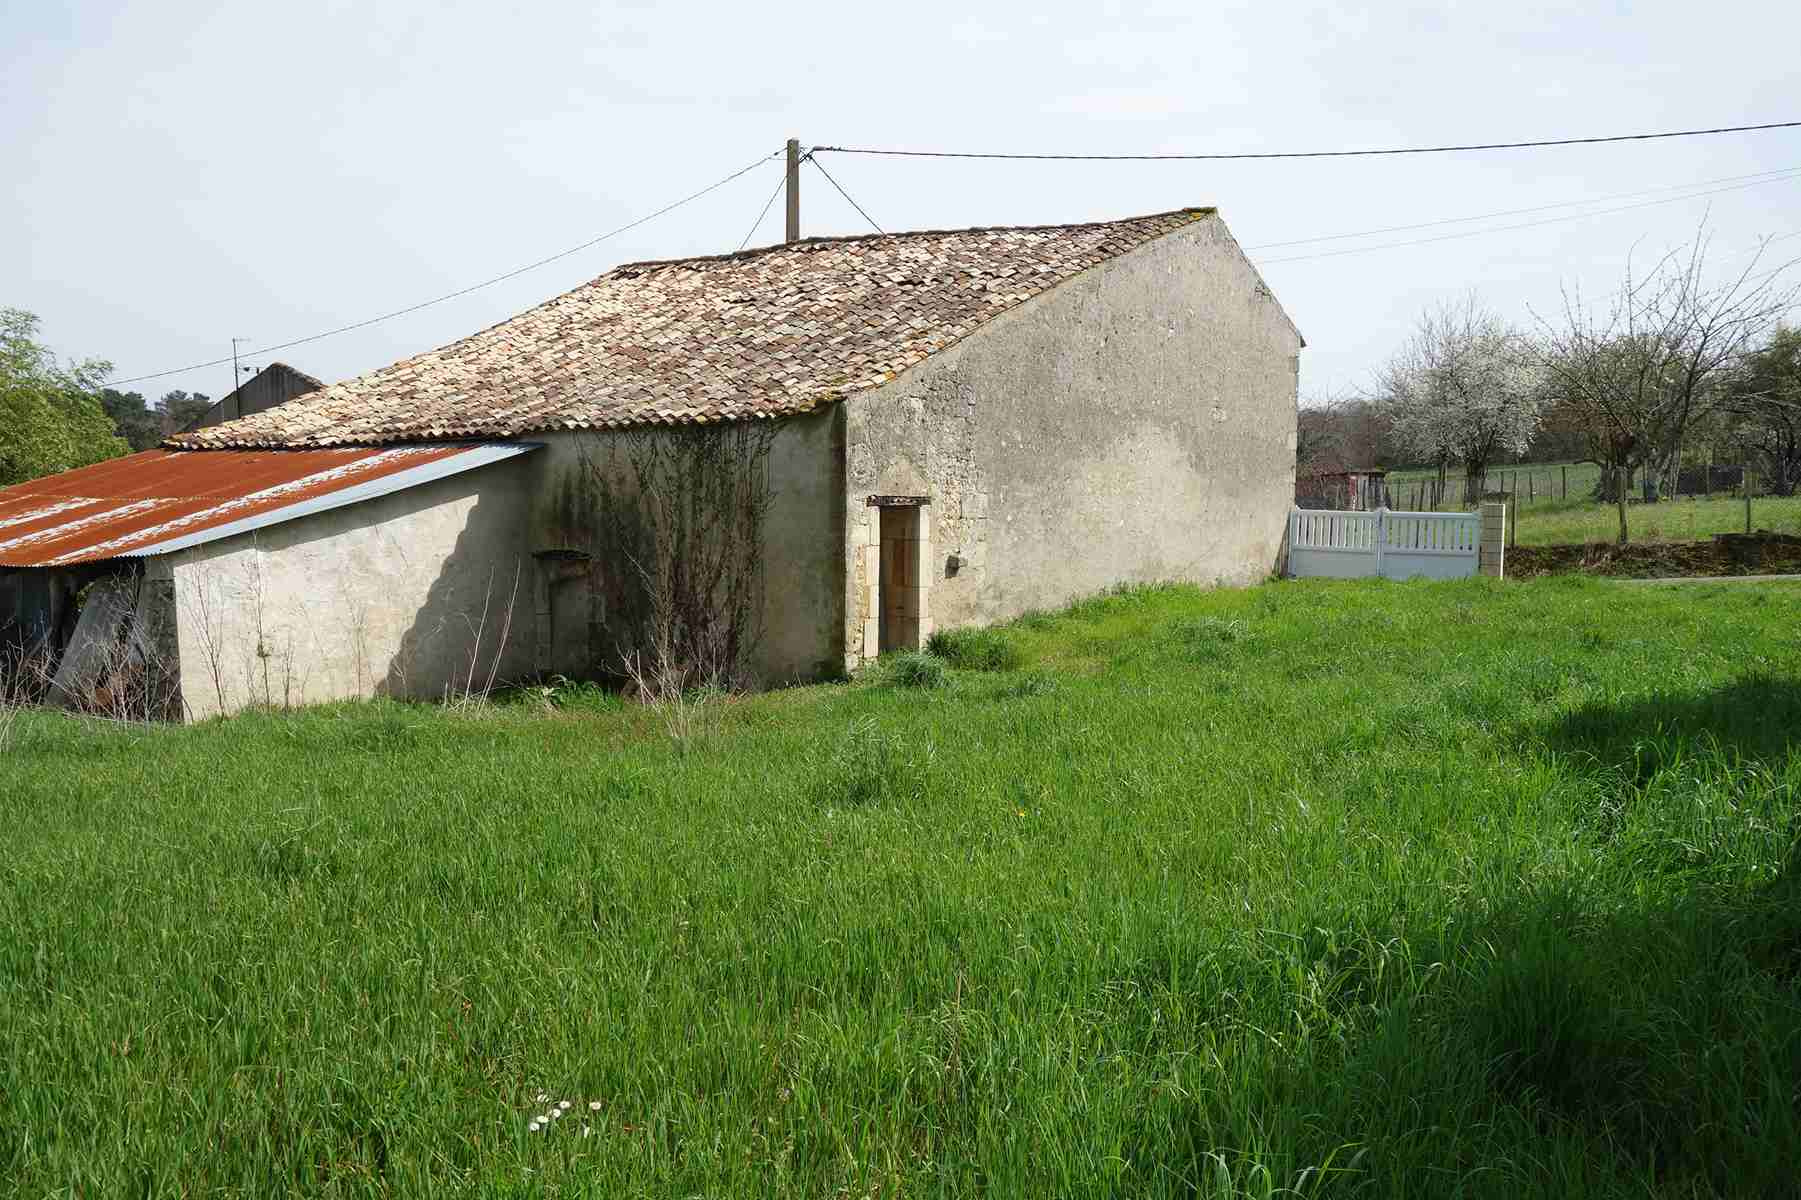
[171,206,1239,450]
[610,206,1216,274]
[263,362,327,388]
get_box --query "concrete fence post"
[1478,501,1506,578]
[1373,506,1388,577]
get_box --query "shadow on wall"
[1544,675,1801,777]
[381,482,535,703]
[174,471,538,716]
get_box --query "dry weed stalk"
[619,623,725,745]
[567,424,776,697]
[446,560,522,713]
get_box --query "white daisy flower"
[589,1100,603,1111]
[558,1100,572,1111]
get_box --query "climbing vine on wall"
[564,422,778,692]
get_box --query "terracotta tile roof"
[174,208,1217,450]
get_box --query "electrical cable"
[110,148,784,387]
[807,153,883,234]
[111,130,1801,389]
[737,166,790,251]
[1245,166,1801,252]
[813,119,1801,162]
[1255,171,1800,265]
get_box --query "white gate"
[1287,507,1480,580]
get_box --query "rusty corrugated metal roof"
[0,443,536,568]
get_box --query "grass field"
[1510,494,1801,546]
[5,579,1801,1197]
[1368,461,1801,547]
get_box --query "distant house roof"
[0,443,537,567]
[184,362,325,433]
[172,208,1278,450]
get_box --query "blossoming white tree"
[1377,295,1545,505]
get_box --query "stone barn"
[184,361,324,431]
[0,207,1302,720]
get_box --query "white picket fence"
[1287,507,1480,580]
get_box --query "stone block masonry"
[841,213,1300,663]
[1479,502,1506,578]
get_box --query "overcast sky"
[4,1,1796,407]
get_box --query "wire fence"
[1317,463,1767,513]
[1296,463,1801,549]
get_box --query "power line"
[110,132,1801,390]
[111,147,784,388]
[814,119,1801,162]
[807,153,883,234]
[738,165,789,251]
[1244,166,1801,252]
[1255,170,1800,266]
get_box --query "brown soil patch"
[1509,532,1801,579]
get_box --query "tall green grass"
[3,578,1800,1196]
[926,626,1025,672]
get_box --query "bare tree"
[1295,387,1367,474]
[1539,227,1799,541]
[1378,295,1545,504]
[1295,391,1345,475]
[1296,388,1405,473]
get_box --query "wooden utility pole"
[231,337,251,399]
[785,139,801,243]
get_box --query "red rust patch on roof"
[0,445,476,567]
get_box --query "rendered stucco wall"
[167,456,538,720]
[167,414,843,719]
[842,213,1301,663]
[527,414,843,686]
[162,213,1296,714]
[752,410,845,681]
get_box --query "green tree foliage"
[0,308,127,487]
[1725,326,1801,495]
[98,388,164,452]
[155,389,213,435]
